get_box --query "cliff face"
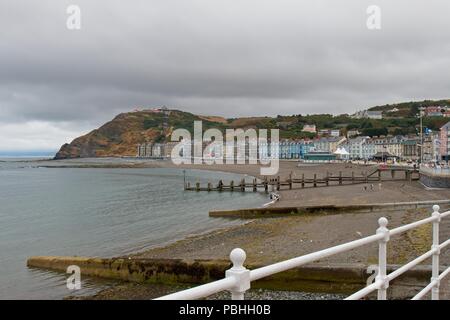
[54,108,231,159]
[54,108,261,159]
[54,110,167,159]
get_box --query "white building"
[352,110,383,119]
[372,136,404,158]
[330,129,341,137]
[341,136,376,160]
[302,124,317,133]
[313,137,346,153]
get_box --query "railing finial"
[378,217,388,228]
[226,248,250,300]
[230,248,246,271]
[433,204,440,214]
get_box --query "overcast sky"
[1,0,450,152]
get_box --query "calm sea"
[0,158,266,299]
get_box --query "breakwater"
[27,256,438,298]
[209,200,450,218]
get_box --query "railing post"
[431,205,441,300]
[225,248,250,300]
[376,217,390,300]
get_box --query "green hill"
[55,100,450,159]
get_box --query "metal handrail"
[155,277,237,300]
[155,205,449,300]
[250,233,383,282]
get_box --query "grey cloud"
[1,0,450,150]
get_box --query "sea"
[0,157,266,299]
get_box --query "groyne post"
[339,171,342,185]
[313,174,317,187]
[230,180,234,192]
[302,174,305,188]
[253,178,257,192]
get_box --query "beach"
[35,158,450,299]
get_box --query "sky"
[1,0,450,152]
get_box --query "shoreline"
[18,158,450,299]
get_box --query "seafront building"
[439,121,450,161]
[136,133,430,162]
[340,136,376,160]
[372,136,405,159]
[312,136,346,153]
[279,140,314,159]
[422,133,440,162]
[136,143,164,158]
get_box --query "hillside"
[55,100,450,159]
[368,99,450,118]
[55,109,220,159]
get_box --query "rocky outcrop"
[54,110,167,159]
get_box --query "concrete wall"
[27,256,439,298]
[420,172,450,189]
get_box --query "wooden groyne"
[185,168,420,192]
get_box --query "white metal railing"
[155,205,450,300]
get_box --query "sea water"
[0,158,265,299]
